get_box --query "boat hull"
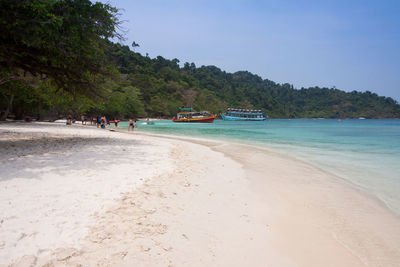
[221,114,266,121]
[172,115,216,123]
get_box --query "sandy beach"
[1,122,399,266]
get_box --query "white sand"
[1,122,399,266]
[0,123,173,265]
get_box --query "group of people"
[96,116,108,129]
[67,115,137,132]
[128,119,137,131]
[96,117,125,128]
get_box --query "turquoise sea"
[122,119,400,214]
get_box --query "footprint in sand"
[182,233,189,240]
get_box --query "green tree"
[0,0,121,95]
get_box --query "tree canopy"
[0,0,121,95]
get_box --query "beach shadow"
[0,135,154,182]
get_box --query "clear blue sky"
[103,0,400,101]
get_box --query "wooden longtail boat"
[172,108,216,123]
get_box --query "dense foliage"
[97,42,400,119]
[1,1,399,120]
[0,0,120,91]
[0,0,122,119]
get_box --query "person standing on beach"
[128,119,134,132]
[100,116,106,129]
[96,116,101,128]
[67,114,72,125]
[81,115,86,125]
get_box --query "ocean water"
[122,119,400,214]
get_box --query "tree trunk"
[0,94,14,120]
[37,97,41,121]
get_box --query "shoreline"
[1,122,399,266]
[129,124,400,218]
[134,130,400,266]
[208,140,400,266]
[132,129,400,218]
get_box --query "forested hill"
[2,39,400,120]
[106,42,400,118]
[1,0,399,120]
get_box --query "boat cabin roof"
[177,111,210,115]
[227,108,263,113]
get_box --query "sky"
[103,0,400,101]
